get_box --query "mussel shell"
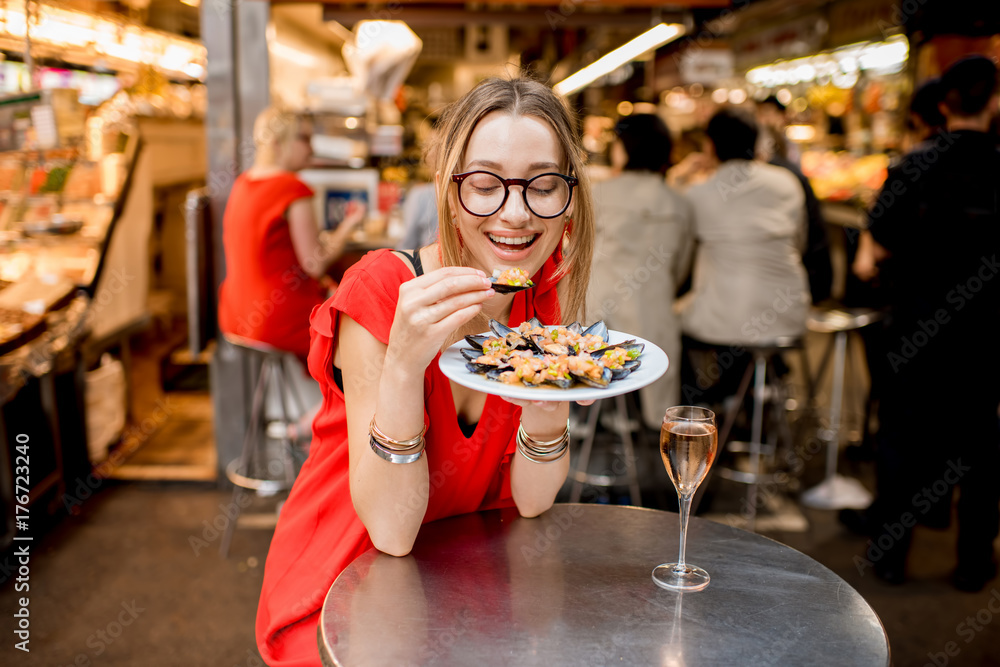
[489,278,533,294]
[544,375,574,389]
[485,368,506,381]
[591,341,644,358]
[609,360,641,381]
[466,361,510,374]
[460,348,483,361]
[464,334,493,350]
[570,365,613,388]
[565,321,583,335]
[582,320,610,342]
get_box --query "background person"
[757,125,833,305]
[677,108,810,406]
[856,56,1000,591]
[218,106,365,364]
[256,77,597,666]
[756,95,801,166]
[588,113,693,430]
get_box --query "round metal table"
[319,504,889,666]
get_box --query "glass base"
[652,563,711,592]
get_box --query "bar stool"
[800,307,882,510]
[569,392,646,506]
[219,335,308,557]
[714,337,803,531]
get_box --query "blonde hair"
[252,106,305,169]
[433,77,594,323]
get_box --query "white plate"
[439,329,669,402]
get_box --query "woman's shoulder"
[240,170,313,195]
[336,249,411,304]
[314,249,410,342]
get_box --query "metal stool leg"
[801,331,873,510]
[768,356,796,470]
[220,356,272,558]
[569,400,603,502]
[614,392,642,507]
[745,353,767,532]
[273,360,298,487]
[717,360,756,447]
[281,359,309,419]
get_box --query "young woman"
[256,77,595,666]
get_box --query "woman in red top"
[218,106,363,362]
[256,78,596,666]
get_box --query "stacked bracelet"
[369,417,427,464]
[516,421,570,464]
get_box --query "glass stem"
[677,492,692,570]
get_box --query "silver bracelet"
[516,421,570,464]
[370,436,424,464]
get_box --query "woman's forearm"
[352,361,431,556]
[510,403,571,518]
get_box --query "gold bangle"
[516,421,570,464]
[370,417,427,452]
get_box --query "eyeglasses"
[451,170,578,219]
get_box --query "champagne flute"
[653,406,718,592]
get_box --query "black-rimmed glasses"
[451,170,578,219]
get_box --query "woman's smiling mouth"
[487,232,540,252]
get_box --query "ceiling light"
[554,23,685,97]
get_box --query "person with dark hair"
[705,108,759,162]
[612,113,675,174]
[854,77,948,284]
[907,77,946,142]
[855,55,1000,591]
[677,109,810,404]
[589,114,693,428]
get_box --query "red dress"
[217,171,325,361]
[256,248,564,666]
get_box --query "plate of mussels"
[438,318,669,402]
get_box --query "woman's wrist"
[517,420,570,464]
[518,403,570,442]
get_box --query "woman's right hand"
[387,267,495,374]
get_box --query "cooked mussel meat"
[490,267,534,294]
